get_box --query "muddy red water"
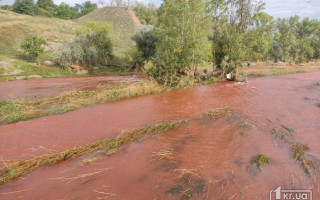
[0,75,142,101]
[1,71,320,199]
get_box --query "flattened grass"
[0,120,184,185]
[292,143,310,161]
[0,106,236,185]
[203,107,233,118]
[0,80,168,123]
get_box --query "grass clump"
[0,80,168,124]
[150,148,175,161]
[271,128,294,145]
[292,143,310,161]
[203,107,233,118]
[250,155,270,170]
[169,169,208,199]
[0,120,184,185]
[301,156,316,175]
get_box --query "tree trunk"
[36,57,40,66]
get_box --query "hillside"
[77,7,140,54]
[0,7,140,61]
[0,9,75,60]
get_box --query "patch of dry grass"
[244,65,318,77]
[203,107,233,118]
[292,143,310,161]
[270,127,319,176]
[0,120,184,185]
[150,148,175,161]
[0,80,168,124]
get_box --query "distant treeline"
[1,0,158,23]
[1,0,98,19]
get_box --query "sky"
[1,0,319,20]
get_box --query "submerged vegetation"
[250,155,270,170]
[0,80,168,124]
[203,107,233,118]
[0,105,240,185]
[292,143,310,161]
[270,127,319,176]
[0,120,184,185]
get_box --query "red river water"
[0,71,319,199]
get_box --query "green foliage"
[55,3,78,19]
[251,155,270,169]
[12,0,38,15]
[20,35,47,64]
[270,16,320,63]
[246,12,274,61]
[76,21,113,64]
[53,21,113,68]
[79,1,98,16]
[1,5,12,10]
[210,0,265,79]
[52,34,99,69]
[37,0,54,16]
[149,0,210,86]
[133,2,157,25]
[37,0,53,9]
[132,25,157,61]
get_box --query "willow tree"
[148,0,209,86]
[210,0,265,79]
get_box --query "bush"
[20,35,47,65]
[52,35,98,69]
[55,3,78,19]
[1,5,12,10]
[132,25,157,61]
[12,0,38,15]
[76,21,113,64]
[53,21,113,69]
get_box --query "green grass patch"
[0,80,168,124]
[250,155,270,170]
[0,120,184,185]
[281,125,294,133]
[0,62,78,81]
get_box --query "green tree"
[246,12,274,61]
[55,3,77,19]
[270,17,298,62]
[76,21,113,65]
[210,0,265,79]
[37,0,53,9]
[133,2,157,25]
[20,35,47,65]
[132,25,157,61]
[295,18,320,62]
[80,1,98,16]
[149,0,209,86]
[12,0,38,15]
[37,0,54,16]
